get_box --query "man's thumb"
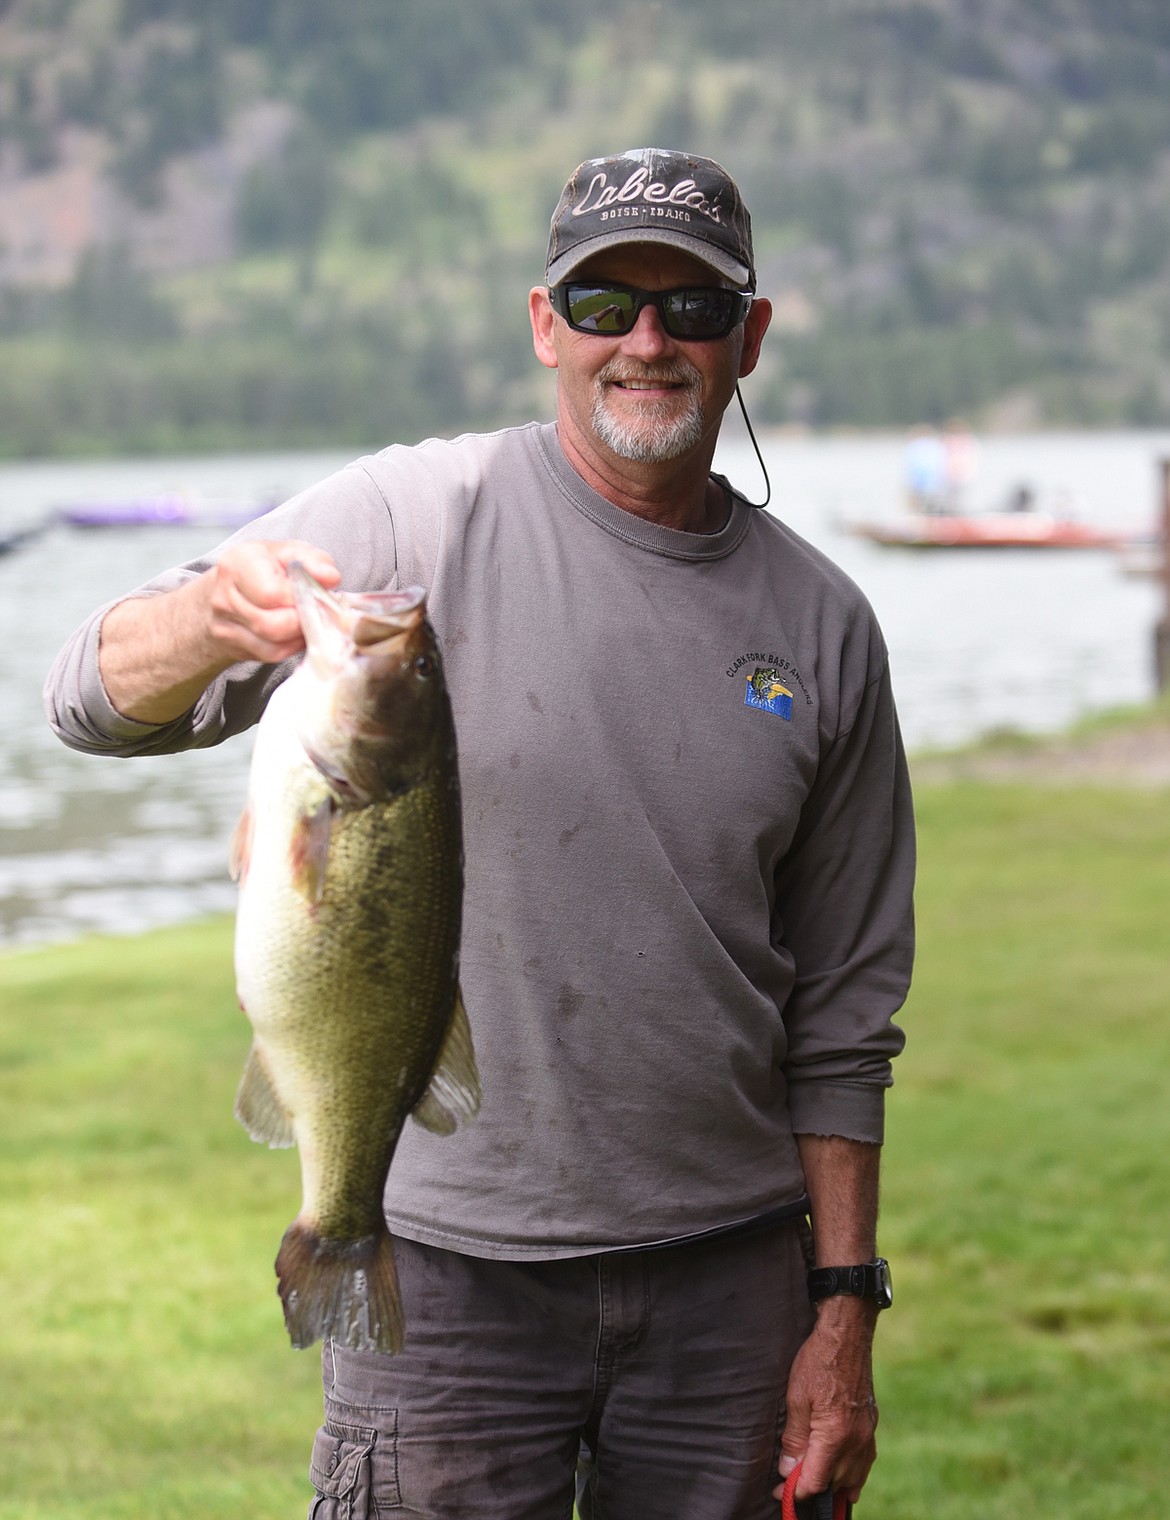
[778,1403,811,1471]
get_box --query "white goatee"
[590,360,705,463]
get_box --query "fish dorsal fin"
[289,796,335,904]
[411,988,481,1135]
[229,803,253,884]
[235,1042,295,1148]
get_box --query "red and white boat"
[848,512,1137,550]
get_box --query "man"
[46,148,913,1519]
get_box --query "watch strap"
[807,1258,891,1307]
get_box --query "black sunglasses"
[548,281,753,340]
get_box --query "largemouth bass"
[230,563,478,1353]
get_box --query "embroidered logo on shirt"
[744,667,793,720]
[726,650,811,715]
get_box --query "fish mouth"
[289,563,425,656]
[288,564,441,806]
[349,590,428,648]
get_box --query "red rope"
[780,1460,850,1520]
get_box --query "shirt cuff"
[788,1078,886,1145]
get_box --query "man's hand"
[99,539,341,724]
[198,540,340,667]
[774,1298,878,1505]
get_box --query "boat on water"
[848,511,1139,550]
[0,516,56,556]
[57,491,278,530]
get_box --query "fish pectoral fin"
[235,1042,296,1148]
[228,804,254,884]
[289,796,335,904]
[410,987,482,1136]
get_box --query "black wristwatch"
[807,1257,893,1310]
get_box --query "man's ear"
[529,287,559,371]
[738,297,772,380]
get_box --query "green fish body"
[232,567,477,1353]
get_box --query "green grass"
[877,781,1170,1518]
[3,779,1170,1516]
[0,922,321,1518]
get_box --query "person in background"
[903,425,947,514]
[1006,483,1037,513]
[942,417,978,514]
[46,147,914,1520]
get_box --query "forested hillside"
[2,0,1170,453]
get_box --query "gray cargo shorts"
[306,1217,816,1520]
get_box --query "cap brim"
[546,227,752,289]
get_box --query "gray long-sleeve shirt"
[46,421,914,1258]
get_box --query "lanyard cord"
[735,383,772,511]
[780,1461,851,1520]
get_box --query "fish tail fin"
[275,1218,404,1354]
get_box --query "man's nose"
[619,301,674,360]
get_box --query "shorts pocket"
[309,1408,400,1518]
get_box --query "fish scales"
[232,565,478,1353]
[245,775,461,1236]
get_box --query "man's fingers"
[776,1428,877,1503]
[776,1413,810,1491]
[205,541,340,662]
[776,1404,876,1499]
[775,1449,828,1502]
[211,608,303,664]
[269,540,341,585]
[220,540,339,609]
[777,1433,807,1475]
[780,1438,833,1498]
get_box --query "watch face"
[874,1258,893,1309]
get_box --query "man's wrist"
[808,1258,893,1310]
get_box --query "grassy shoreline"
[878,776,1170,1517]
[3,753,1169,1516]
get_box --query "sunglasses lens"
[663,289,737,338]
[564,286,638,333]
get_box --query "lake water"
[1,430,1166,949]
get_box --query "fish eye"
[413,654,435,679]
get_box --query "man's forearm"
[99,580,233,725]
[96,539,341,726]
[796,1133,881,1266]
[796,1132,882,1347]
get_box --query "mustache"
[595,358,702,387]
